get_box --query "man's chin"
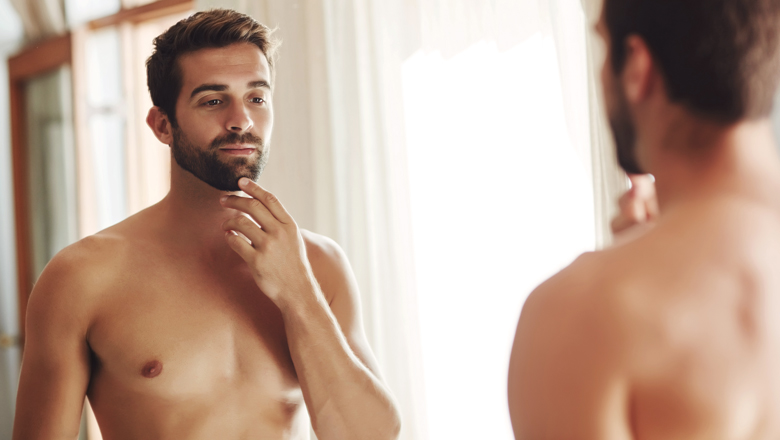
[208,176,255,192]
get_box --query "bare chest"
[86,262,299,406]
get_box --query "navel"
[141,360,163,378]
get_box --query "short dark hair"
[146,9,280,125]
[605,0,780,123]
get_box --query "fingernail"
[238,178,249,187]
[220,195,228,203]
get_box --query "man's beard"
[171,127,269,191]
[608,85,645,175]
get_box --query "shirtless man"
[508,0,780,438]
[12,9,400,440]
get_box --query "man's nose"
[226,102,254,133]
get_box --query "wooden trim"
[10,79,31,345]
[89,0,193,29]
[8,34,74,344]
[8,34,72,81]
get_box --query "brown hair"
[146,9,280,126]
[605,0,780,123]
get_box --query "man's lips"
[218,144,257,156]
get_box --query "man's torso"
[77,209,314,439]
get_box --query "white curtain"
[9,0,67,42]
[579,0,628,248]
[414,0,623,249]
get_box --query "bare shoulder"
[301,229,347,268]
[515,250,634,352]
[34,234,113,294]
[515,221,682,354]
[301,229,357,304]
[508,250,642,439]
[25,233,129,346]
[28,207,157,325]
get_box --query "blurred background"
[1,0,779,439]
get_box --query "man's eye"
[251,97,265,104]
[204,99,222,106]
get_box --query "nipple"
[141,360,163,378]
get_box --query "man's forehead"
[179,43,271,90]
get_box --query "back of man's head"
[146,9,279,127]
[605,0,780,123]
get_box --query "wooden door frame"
[8,33,73,345]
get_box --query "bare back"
[509,193,780,439]
[619,195,780,439]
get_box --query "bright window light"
[402,34,596,439]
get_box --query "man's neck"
[158,162,246,261]
[643,117,780,212]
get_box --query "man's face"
[171,43,274,191]
[597,15,645,175]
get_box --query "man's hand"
[610,174,659,235]
[220,177,318,308]
[221,178,401,440]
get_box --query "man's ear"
[146,107,174,145]
[621,35,656,105]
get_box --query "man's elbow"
[385,404,402,440]
[363,398,402,440]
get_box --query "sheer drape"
[580,0,628,247]
[9,0,67,41]
[416,0,621,249]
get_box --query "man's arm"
[507,262,633,440]
[297,231,400,438]
[13,247,94,440]
[220,178,401,440]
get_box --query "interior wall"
[0,0,24,436]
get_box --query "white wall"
[0,0,23,437]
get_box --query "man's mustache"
[209,132,264,150]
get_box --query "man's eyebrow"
[190,84,228,98]
[248,80,271,89]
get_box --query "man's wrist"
[276,281,327,322]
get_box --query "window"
[403,35,596,439]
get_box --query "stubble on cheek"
[171,127,269,191]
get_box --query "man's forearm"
[279,289,400,440]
